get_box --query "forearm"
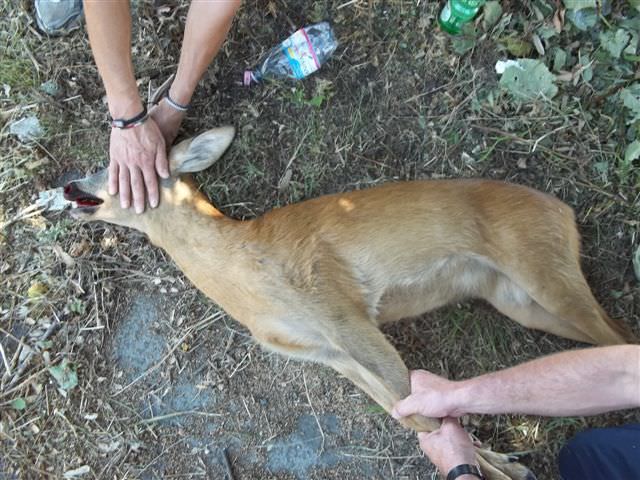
[454,346,640,417]
[84,0,141,117]
[170,0,240,104]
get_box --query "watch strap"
[446,463,484,480]
[111,106,148,129]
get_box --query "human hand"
[149,97,186,148]
[392,370,461,419]
[108,117,170,213]
[418,417,478,476]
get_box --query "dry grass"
[1,0,639,479]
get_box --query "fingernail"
[121,201,129,209]
[151,198,158,208]
[135,205,143,214]
[391,408,400,419]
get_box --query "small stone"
[40,80,60,96]
[9,116,44,142]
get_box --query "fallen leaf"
[451,35,477,55]
[600,29,632,59]
[482,1,503,31]
[553,49,567,72]
[553,9,565,33]
[624,140,640,165]
[566,8,597,30]
[52,245,75,268]
[64,465,90,478]
[621,85,640,124]
[531,33,545,56]
[499,59,558,101]
[48,359,78,391]
[503,36,532,57]
[70,239,90,257]
[11,398,26,410]
[562,0,596,10]
[27,281,48,298]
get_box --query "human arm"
[83,0,168,213]
[392,346,640,419]
[149,0,241,146]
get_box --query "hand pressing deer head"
[63,126,235,229]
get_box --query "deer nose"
[63,181,82,201]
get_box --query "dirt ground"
[1,1,639,479]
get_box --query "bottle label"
[281,29,321,79]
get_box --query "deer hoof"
[476,447,537,480]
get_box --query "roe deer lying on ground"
[64,127,632,480]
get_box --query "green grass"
[0,58,38,91]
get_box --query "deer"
[63,127,633,480]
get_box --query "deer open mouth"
[63,182,104,211]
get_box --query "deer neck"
[141,182,238,269]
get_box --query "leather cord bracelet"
[446,464,484,480]
[111,106,148,129]
[164,91,189,112]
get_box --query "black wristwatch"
[110,106,148,129]
[446,463,484,480]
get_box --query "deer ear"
[169,126,235,174]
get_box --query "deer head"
[63,126,235,230]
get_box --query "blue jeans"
[559,424,640,479]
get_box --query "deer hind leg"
[315,314,534,480]
[323,320,440,432]
[485,270,631,345]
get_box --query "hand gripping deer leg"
[317,316,535,480]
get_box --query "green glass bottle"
[438,0,485,35]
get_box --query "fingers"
[130,167,145,214]
[119,166,131,209]
[155,141,170,179]
[440,417,460,430]
[142,162,159,209]
[392,392,426,419]
[108,160,119,196]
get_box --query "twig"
[0,341,12,378]
[531,125,570,153]
[2,320,59,393]
[114,332,189,394]
[138,410,221,425]
[302,370,325,453]
[471,124,578,162]
[0,205,45,231]
[221,448,235,480]
[337,0,359,9]
[148,74,175,106]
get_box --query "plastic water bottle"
[438,0,485,35]
[243,22,338,86]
